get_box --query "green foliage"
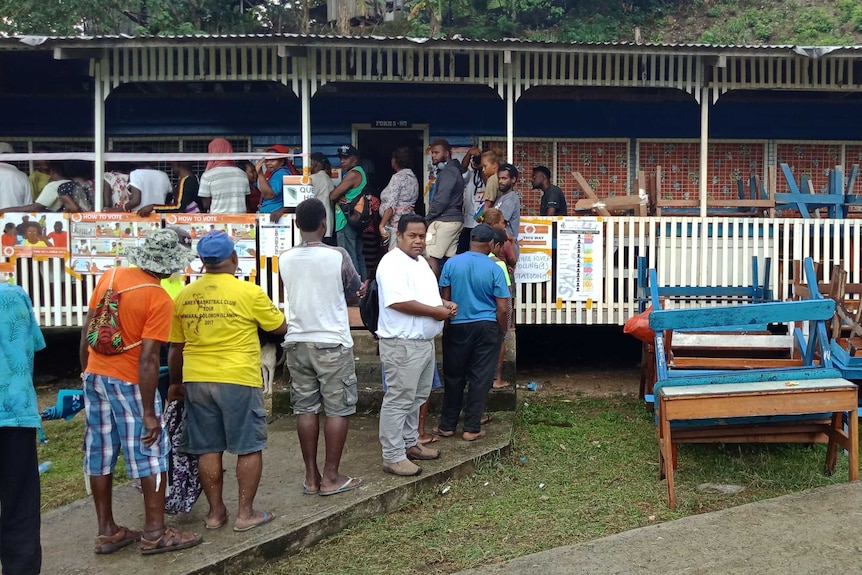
[791,6,844,45]
[839,0,862,32]
[1,0,861,44]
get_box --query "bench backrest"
[636,256,772,313]
[649,299,835,332]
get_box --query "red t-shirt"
[48,231,67,248]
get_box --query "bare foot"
[419,433,439,445]
[205,505,229,529]
[233,510,274,532]
[492,379,511,389]
[304,473,322,494]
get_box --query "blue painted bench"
[636,256,774,404]
[649,298,859,509]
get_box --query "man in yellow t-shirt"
[169,230,286,533]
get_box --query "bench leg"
[825,412,841,476]
[850,409,859,482]
[658,405,676,509]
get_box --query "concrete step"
[40,413,513,575]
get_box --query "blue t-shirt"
[0,284,46,428]
[439,251,509,324]
[259,167,290,213]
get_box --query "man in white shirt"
[278,198,365,496]
[375,214,457,476]
[0,143,32,211]
[5,161,69,213]
[309,152,335,244]
[125,156,171,212]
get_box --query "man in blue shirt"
[434,224,509,441]
[0,284,46,575]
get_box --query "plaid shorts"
[83,373,169,479]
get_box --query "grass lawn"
[36,386,128,512]
[248,393,850,575]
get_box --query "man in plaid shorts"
[79,229,203,555]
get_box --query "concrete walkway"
[42,412,513,575]
[455,481,862,575]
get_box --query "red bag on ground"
[623,306,655,343]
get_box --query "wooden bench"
[650,299,859,509]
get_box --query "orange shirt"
[85,267,174,384]
[48,231,67,248]
[1,234,16,247]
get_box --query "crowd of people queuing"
[0,134,578,571]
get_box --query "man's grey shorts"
[284,342,358,417]
[181,382,267,456]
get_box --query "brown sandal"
[431,427,455,438]
[139,527,203,555]
[94,526,141,555]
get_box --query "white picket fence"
[18,216,862,328]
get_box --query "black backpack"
[359,279,379,338]
[342,188,373,231]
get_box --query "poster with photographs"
[0,262,16,285]
[67,213,162,275]
[0,213,69,260]
[163,213,258,280]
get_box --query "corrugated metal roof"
[1,32,860,56]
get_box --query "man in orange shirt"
[47,221,67,249]
[79,229,203,556]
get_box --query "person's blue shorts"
[181,382,267,456]
[83,373,169,480]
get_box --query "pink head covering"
[205,138,236,171]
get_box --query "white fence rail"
[16,216,862,329]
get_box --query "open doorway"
[353,125,427,281]
[354,126,427,193]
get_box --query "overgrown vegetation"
[1,0,860,45]
[247,395,849,575]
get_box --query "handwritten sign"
[514,217,553,284]
[514,252,552,284]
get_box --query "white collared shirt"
[376,247,444,340]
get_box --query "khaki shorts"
[285,342,358,417]
[426,220,463,259]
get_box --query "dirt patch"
[518,367,641,398]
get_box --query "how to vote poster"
[555,217,603,302]
[68,213,161,275]
[163,213,258,280]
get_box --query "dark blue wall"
[2,86,862,143]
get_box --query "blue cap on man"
[197,231,235,264]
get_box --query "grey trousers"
[378,338,436,463]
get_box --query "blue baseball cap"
[197,231,235,264]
